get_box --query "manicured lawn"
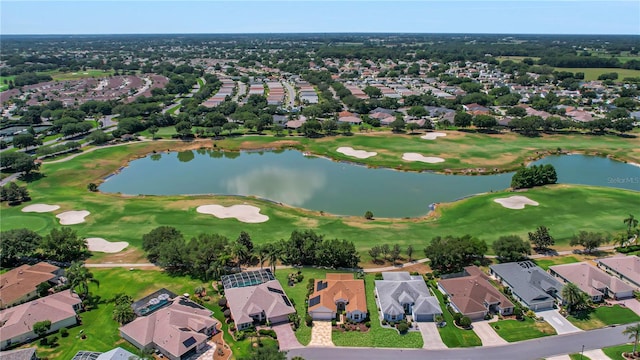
[430,283,482,347]
[39,69,115,81]
[1,137,638,266]
[603,344,635,360]
[554,67,640,81]
[535,256,580,271]
[567,305,640,330]
[331,275,423,348]
[490,317,556,342]
[0,75,15,91]
[32,268,214,359]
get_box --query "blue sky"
[1,1,639,35]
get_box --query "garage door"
[311,312,333,321]
[413,313,432,322]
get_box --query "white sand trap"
[494,196,539,210]
[86,237,129,253]
[56,210,90,225]
[336,147,377,159]
[197,205,269,223]
[21,204,60,213]
[420,132,447,140]
[402,153,445,163]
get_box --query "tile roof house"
[489,261,563,311]
[375,272,441,322]
[0,262,64,309]
[119,295,218,360]
[222,270,295,330]
[308,273,367,322]
[0,347,37,360]
[438,266,514,321]
[71,347,138,360]
[596,255,640,289]
[549,262,635,302]
[0,291,81,350]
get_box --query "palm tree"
[66,262,99,300]
[623,323,640,356]
[256,244,268,269]
[624,214,638,236]
[561,283,585,314]
[266,243,281,273]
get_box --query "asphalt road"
[283,81,296,108]
[287,326,633,360]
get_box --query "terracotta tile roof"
[309,274,366,314]
[0,263,61,308]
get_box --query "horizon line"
[2,31,639,36]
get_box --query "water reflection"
[226,166,327,206]
[150,153,162,161]
[177,150,195,163]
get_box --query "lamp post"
[580,344,585,360]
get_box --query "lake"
[99,150,639,217]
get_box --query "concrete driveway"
[609,298,640,317]
[582,349,611,360]
[309,321,334,347]
[536,310,582,334]
[472,321,508,346]
[416,322,447,349]
[272,323,303,350]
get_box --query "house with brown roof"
[438,266,514,321]
[119,294,218,360]
[0,291,81,350]
[596,255,640,289]
[549,262,634,302]
[0,347,37,360]
[0,262,64,309]
[308,274,367,322]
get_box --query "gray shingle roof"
[490,261,563,307]
[375,272,440,318]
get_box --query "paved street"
[537,310,582,334]
[287,326,629,360]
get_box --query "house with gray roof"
[71,347,138,360]
[0,347,37,360]
[489,261,562,311]
[374,272,441,322]
[222,270,295,330]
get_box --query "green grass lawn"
[331,275,423,348]
[603,344,635,360]
[38,69,115,81]
[490,317,556,342]
[534,256,580,271]
[0,75,15,91]
[554,67,640,81]
[1,137,638,264]
[567,305,640,330]
[31,268,214,359]
[569,354,590,360]
[430,283,482,347]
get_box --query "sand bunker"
[402,153,445,163]
[420,132,447,140]
[336,147,377,159]
[86,237,129,253]
[21,204,60,213]
[56,210,90,225]
[494,196,540,210]
[196,205,269,223]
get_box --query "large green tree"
[528,225,555,251]
[0,228,41,266]
[492,235,531,262]
[424,235,487,273]
[569,231,608,253]
[41,228,89,262]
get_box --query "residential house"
[308,273,367,322]
[596,255,640,289]
[222,270,296,330]
[119,294,218,360]
[0,291,82,350]
[438,266,514,321]
[374,272,441,322]
[71,347,138,360]
[549,262,634,302]
[0,347,38,360]
[0,262,65,309]
[338,116,362,125]
[489,261,562,311]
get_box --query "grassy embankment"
[567,305,640,330]
[490,318,556,342]
[553,68,640,81]
[1,133,639,263]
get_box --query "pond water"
[99,150,639,217]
